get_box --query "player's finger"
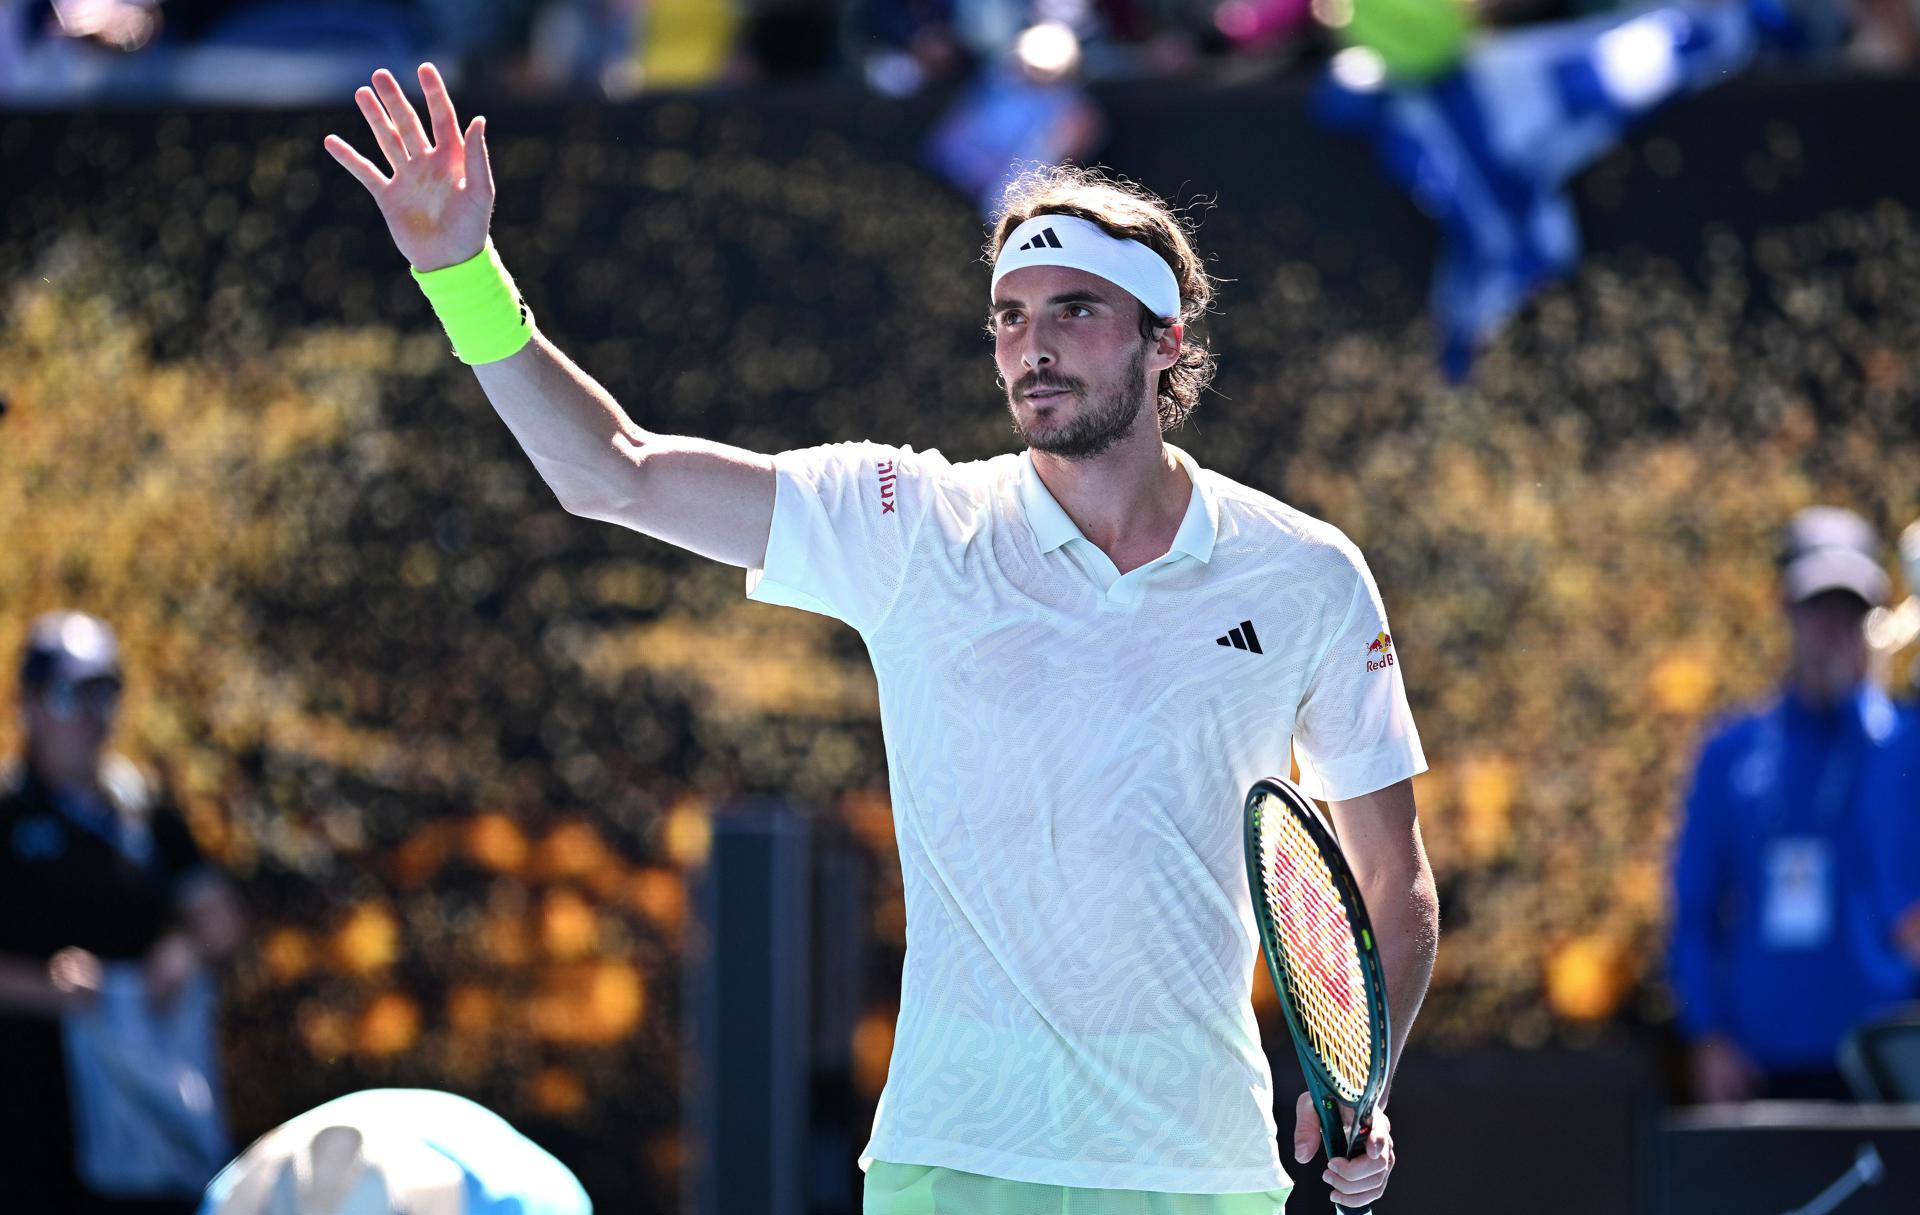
[418,62,460,155]
[1330,1183,1386,1209]
[372,68,430,157]
[354,86,408,169]
[463,115,492,205]
[1291,1092,1319,1164]
[1324,1152,1388,1183]
[322,134,390,192]
[1361,1108,1390,1160]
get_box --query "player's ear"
[1150,322,1182,373]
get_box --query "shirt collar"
[1016,444,1218,564]
[1782,680,1897,744]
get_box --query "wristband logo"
[1365,632,1394,672]
[877,460,898,516]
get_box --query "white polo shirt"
[746,441,1425,1193]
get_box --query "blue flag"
[1316,0,1786,379]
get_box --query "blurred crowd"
[2,0,1916,105]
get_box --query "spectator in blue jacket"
[1669,506,1920,1102]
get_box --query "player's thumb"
[1292,1092,1318,1164]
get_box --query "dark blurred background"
[5,2,1920,1213]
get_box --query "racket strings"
[1257,805,1373,1102]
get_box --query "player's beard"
[1006,342,1152,460]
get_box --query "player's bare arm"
[322,63,775,569]
[1290,777,1437,1208]
[1329,778,1438,1092]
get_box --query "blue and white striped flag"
[1316,0,1779,378]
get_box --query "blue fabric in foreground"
[198,1088,591,1215]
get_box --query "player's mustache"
[1010,372,1083,396]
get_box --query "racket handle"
[1331,1128,1373,1215]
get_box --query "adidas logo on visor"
[1018,227,1064,251]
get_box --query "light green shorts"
[864,1161,1293,1215]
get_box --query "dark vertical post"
[685,804,811,1215]
[808,829,868,1213]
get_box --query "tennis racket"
[1244,775,1391,1212]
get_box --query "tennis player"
[326,63,1440,1213]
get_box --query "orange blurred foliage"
[1543,934,1634,1022]
[1455,755,1518,863]
[540,888,601,959]
[662,799,713,869]
[628,867,688,935]
[331,903,401,975]
[851,1008,895,1099]
[445,983,504,1038]
[482,907,536,967]
[1648,652,1718,717]
[537,820,618,882]
[527,1066,589,1118]
[530,961,647,1046]
[260,926,317,985]
[297,1001,351,1063]
[839,788,895,856]
[389,821,453,888]
[355,991,422,1056]
[1251,957,1279,1017]
[467,813,531,875]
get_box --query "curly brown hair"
[986,165,1216,432]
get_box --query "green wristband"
[410,238,535,365]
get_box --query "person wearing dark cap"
[1667,508,1920,1102]
[0,612,246,1213]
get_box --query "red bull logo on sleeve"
[1365,632,1394,672]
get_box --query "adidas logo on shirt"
[1018,227,1064,251]
[1215,620,1263,654]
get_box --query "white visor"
[991,214,1181,321]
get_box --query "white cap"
[991,214,1182,321]
[1780,506,1888,607]
[23,611,121,684]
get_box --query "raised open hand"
[323,63,493,273]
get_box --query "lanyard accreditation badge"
[1761,836,1833,949]
[1754,694,1872,951]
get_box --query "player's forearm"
[1363,859,1438,1106]
[470,330,652,517]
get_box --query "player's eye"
[995,310,1025,328]
[1065,304,1093,318]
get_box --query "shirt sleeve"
[1668,728,1734,1040]
[149,805,213,899]
[745,441,945,634]
[1292,555,1427,802]
[1880,717,1920,940]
